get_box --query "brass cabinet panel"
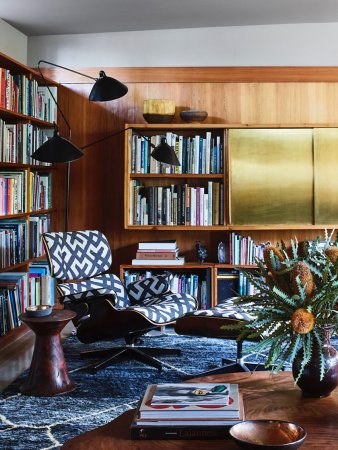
[229,129,314,225]
[314,128,338,224]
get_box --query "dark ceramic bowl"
[143,113,175,123]
[25,305,53,318]
[180,110,208,123]
[229,420,307,450]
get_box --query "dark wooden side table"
[20,309,77,396]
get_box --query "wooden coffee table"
[61,370,338,449]
[20,309,77,396]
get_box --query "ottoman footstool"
[175,298,269,378]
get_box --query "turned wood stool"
[20,309,76,396]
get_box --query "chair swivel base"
[80,346,181,373]
[182,356,270,379]
[182,340,269,380]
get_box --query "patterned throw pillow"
[127,275,170,303]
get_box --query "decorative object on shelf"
[32,60,128,231]
[222,230,338,397]
[195,241,208,263]
[217,242,226,264]
[143,99,175,123]
[25,305,53,318]
[230,420,307,450]
[180,110,208,123]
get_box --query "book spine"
[131,425,231,440]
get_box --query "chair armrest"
[58,273,130,308]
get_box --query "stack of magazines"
[130,382,244,440]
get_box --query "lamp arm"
[37,62,73,141]
[38,60,97,82]
[81,127,155,150]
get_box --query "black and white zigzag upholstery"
[43,230,112,281]
[42,230,198,372]
[182,298,255,322]
[129,292,197,324]
[58,274,130,308]
[127,275,170,303]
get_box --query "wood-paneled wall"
[43,67,338,274]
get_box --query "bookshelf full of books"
[124,124,226,229]
[121,240,213,309]
[0,51,57,340]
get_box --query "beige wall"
[0,19,27,64]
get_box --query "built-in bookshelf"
[124,124,226,230]
[0,51,58,338]
[120,263,214,309]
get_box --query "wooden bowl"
[180,110,208,123]
[229,420,307,450]
[25,305,53,318]
[143,113,175,123]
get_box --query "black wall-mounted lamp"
[37,60,128,102]
[32,60,179,230]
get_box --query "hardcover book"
[138,383,240,419]
[138,240,178,250]
[130,391,244,440]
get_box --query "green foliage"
[221,230,338,381]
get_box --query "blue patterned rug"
[0,331,258,450]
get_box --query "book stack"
[132,240,185,265]
[131,382,244,440]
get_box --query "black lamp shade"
[89,70,128,101]
[151,137,180,166]
[31,130,83,163]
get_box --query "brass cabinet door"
[314,128,338,224]
[229,129,314,225]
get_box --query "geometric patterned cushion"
[127,275,170,303]
[182,297,255,322]
[58,274,130,308]
[128,292,198,324]
[42,230,112,281]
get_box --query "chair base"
[80,346,181,373]
[182,340,270,380]
[182,356,269,380]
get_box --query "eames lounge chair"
[42,230,197,373]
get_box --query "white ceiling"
[1,0,338,36]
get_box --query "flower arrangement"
[223,230,338,382]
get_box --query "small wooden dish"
[180,110,208,123]
[229,420,307,450]
[25,305,53,318]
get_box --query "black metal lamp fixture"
[32,60,179,230]
[38,60,128,101]
[32,125,83,164]
[150,136,180,166]
[82,127,181,167]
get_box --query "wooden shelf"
[0,51,57,340]
[129,173,224,179]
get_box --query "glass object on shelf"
[218,242,226,263]
[195,241,207,263]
